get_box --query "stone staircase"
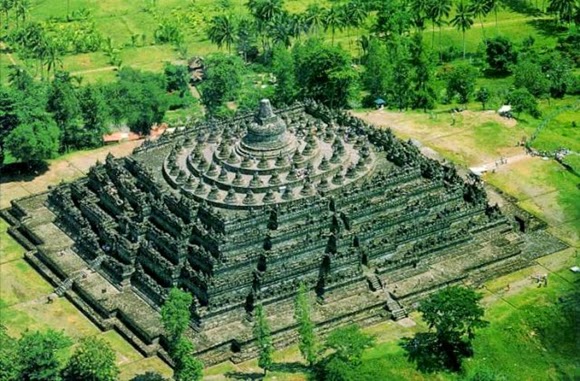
[55,277,74,297]
[385,291,407,321]
[366,273,382,292]
[364,266,408,321]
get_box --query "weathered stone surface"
[3,99,567,366]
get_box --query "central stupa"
[163,99,375,207]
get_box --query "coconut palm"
[548,0,576,25]
[341,1,367,38]
[484,0,502,32]
[44,40,63,77]
[13,0,29,27]
[303,4,325,34]
[290,14,307,40]
[469,0,491,40]
[207,14,237,53]
[247,0,284,24]
[451,1,475,59]
[323,6,345,45]
[269,13,293,48]
[411,0,430,32]
[0,0,14,27]
[427,0,452,52]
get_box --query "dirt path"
[0,140,143,209]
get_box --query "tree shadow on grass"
[399,333,473,373]
[224,371,264,380]
[500,0,543,16]
[0,162,49,184]
[527,19,569,38]
[269,361,310,373]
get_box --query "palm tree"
[0,0,14,28]
[548,0,576,25]
[427,0,452,53]
[13,0,29,27]
[207,14,237,53]
[451,1,474,59]
[411,0,430,32]
[44,40,63,78]
[323,6,345,45]
[341,1,367,39]
[469,0,491,40]
[247,0,283,24]
[269,13,293,48]
[484,0,501,32]
[290,14,307,41]
[303,4,325,34]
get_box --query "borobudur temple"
[3,99,567,365]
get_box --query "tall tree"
[323,6,345,45]
[316,325,375,381]
[46,71,83,151]
[411,0,430,31]
[445,63,478,104]
[0,86,20,166]
[485,0,502,31]
[548,0,576,25]
[161,288,193,346]
[303,4,325,34]
[451,1,475,59]
[160,289,203,381]
[293,38,357,108]
[507,88,541,118]
[5,120,60,165]
[44,40,63,78]
[198,53,246,114]
[427,0,452,54]
[17,329,71,381]
[13,0,30,27]
[388,38,414,110]
[271,44,298,105]
[341,1,367,39]
[78,85,110,148]
[485,36,517,74]
[469,0,491,40]
[410,34,437,111]
[207,14,237,53]
[513,59,550,98]
[172,338,203,381]
[269,13,294,48]
[62,337,119,381]
[373,1,413,40]
[254,304,273,376]
[294,283,317,367]
[361,38,391,105]
[419,286,487,371]
[105,67,169,135]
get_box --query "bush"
[485,36,517,74]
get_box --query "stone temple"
[3,99,566,364]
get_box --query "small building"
[374,98,386,109]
